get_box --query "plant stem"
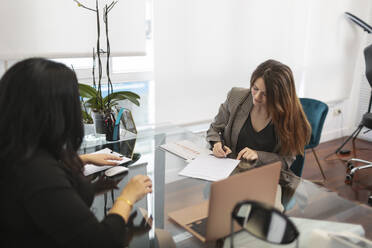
[104,5,114,111]
[74,0,120,113]
[92,48,96,89]
[73,0,97,12]
[96,0,103,112]
[107,1,118,13]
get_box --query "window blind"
[0,0,146,59]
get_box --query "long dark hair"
[0,58,84,173]
[250,59,311,156]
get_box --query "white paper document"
[83,148,132,176]
[179,155,240,181]
[160,140,212,160]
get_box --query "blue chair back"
[289,98,328,178]
[290,154,305,177]
[300,98,329,149]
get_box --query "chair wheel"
[368,195,372,206]
[345,174,353,185]
[347,162,354,170]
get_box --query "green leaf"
[81,110,93,124]
[103,91,141,107]
[117,91,140,99]
[79,83,98,98]
[85,98,103,111]
[78,83,140,113]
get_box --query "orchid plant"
[74,0,140,128]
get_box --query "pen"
[219,131,226,153]
[110,151,124,158]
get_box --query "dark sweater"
[236,113,277,154]
[0,149,129,248]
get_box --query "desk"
[80,126,372,247]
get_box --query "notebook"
[160,140,212,161]
[168,161,282,242]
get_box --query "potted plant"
[82,114,95,136]
[79,83,140,134]
[80,97,95,135]
[74,0,141,139]
[82,109,94,125]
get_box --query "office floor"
[302,137,372,206]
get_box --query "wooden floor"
[302,137,372,206]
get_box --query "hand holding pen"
[212,132,232,158]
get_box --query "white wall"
[321,9,372,144]
[154,0,372,144]
[154,0,303,125]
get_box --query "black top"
[236,113,277,154]
[0,149,129,248]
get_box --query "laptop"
[168,161,282,242]
[104,138,137,162]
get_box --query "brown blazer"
[206,87,294,170]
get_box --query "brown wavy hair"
[250,59,311,156]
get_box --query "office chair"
[284,155,305,212]
[333,13,372,183]
[345,43,372,183]
[300,98,329,182]
[290,154,305,178]
[285,101,328,210]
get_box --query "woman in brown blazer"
[207,59,311,170]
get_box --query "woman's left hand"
[80,153,122,166]
[236,147,258,162]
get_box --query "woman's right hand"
[119,175,153,204]
[213,142,232,158]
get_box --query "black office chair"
[335,13,372,183]
[345,43,372,182]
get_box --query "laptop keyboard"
[187,217,208,237]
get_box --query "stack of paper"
[160,140,212,160]
[83,148,131,176]
[179,155,240,181]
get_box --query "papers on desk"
[83,148,131,176]
[160,140,212,161]
[179,155,240,181]
[308,229,372,248]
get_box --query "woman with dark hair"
[207,59,311,169]
[0,58,152,247]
